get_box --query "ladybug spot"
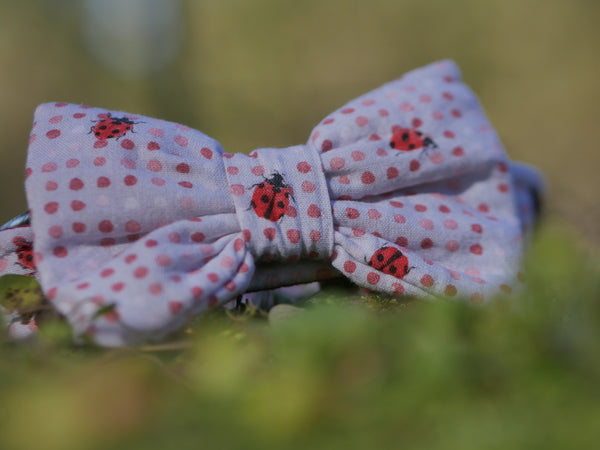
[126,126,132,130]
[261,195,270,203]
[402,132,409,141]
[409,144,415,149]
[112,128,120,134]
[390,141,395,148]
[389,265,397,274]
[377,253,384,261]
[107,134,114,139]
[250,200,256,208]
[95,132,101,136]
[258,183,264,188]
[99,125,107,130]
[277,201,285,208]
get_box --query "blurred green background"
[0,0,599,248]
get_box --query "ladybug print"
[368,246,411,279]
[13,237,36,272]
[250,173,293,222]
[90,113,138,140]
[389,126,437,151]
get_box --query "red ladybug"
[13,237,36,272]
[368,246,411,279]
[389,126,437,151]
[250,173,293,222]
[91,114,138,140]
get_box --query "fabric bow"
[0,60,544,346]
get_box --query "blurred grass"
[0,224,599,449]
[0,0,599,248]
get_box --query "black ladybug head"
[266,172,286,188]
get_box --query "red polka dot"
[432,111,444,120]
[149,128,164,138]
[46,129,61,139]
[69,178,84,191]
[227,166,239,175]
[445,285,457,296]
[338,176,350,184]
[96,176,110,188]
[446,240,459,252]
[444,219,458,230]
[498,183,509,193]
[191,286,203,299]
[392,283,405,294]
[321,140,333,152]
[395,236,408,247]
[98,220,114,233]
[48,225,63,239]
[66,159,80,168]
[178,181,193,189]
[376,148,388,157]
[368,209,382,220]
[242,230,251,242]
[46,181,58,191]
[230,184,245,196]
[147,160,162,172]
[169,301,183,314]
[124,254,137,264]
[421,238,433,249]
[361,171,375,184]
[352,229,366,237]
[207,273,219,283]
[297,161,311,173]
[201,147,213,159]
[498,162,508,173]
[149,283,162,295]
[53,246,68,258]
[145,239,158,247]
[352,151,366,161]
[73,113,86,119]
[94,157,106,166]
[343,261,356,273]
[378,109,389,116]
[111,282,125,292]
[478,204,489,213]
[191,232,205,242]
[156,254,171,266]
[322,118,335,125]
[361,99,375,106]
[420,274,434,287]
[72,222,86,233]
[399,102,414,112]
[346,208,360,219]
[412,118,423,128]
[302,181,316,193]
[419,94,432,103]
[44,202,59,214]
[94,140,108,149]
[367,272,380,285]
[451,109,462,118]
[443,130,455,139]
[147,141,160,151]
[470,244,483,255]
[71,200,86,211]
[409,160,420,171]
[415,204,427,212]
[387,167,399,179]
[394,214,406,224]
[234,238,244,251]
[42,162,57,172]
[124,175,137,186]
[355,116,368,127]
[471,224,483,233]
[439,205,451,213]
[341,107,355,114]
[175,135,188,147]
[152,177,165,186]
[307,204,321,218]
[286,229,300,244]
[452,146,464,157]
[176,163,190,174]
[419,218,434,230]
[121,139,135,150]
[169,232,181,243]
[442,91,454,100]
[134,267,148,278]
[330,157,345,170]
[264,228,276,241]
[309,230,321,242]
[429,153,443,164]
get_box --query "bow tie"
[0,60,544,346]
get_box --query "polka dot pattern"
[0,60,543,346]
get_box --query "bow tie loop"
[224,145,334,262]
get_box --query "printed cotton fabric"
[0,60,544,346]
